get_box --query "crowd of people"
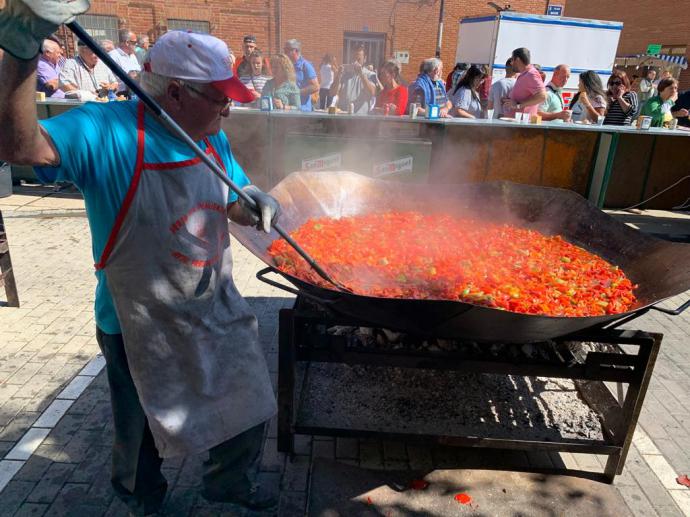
[28,31,690,128]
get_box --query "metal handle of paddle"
[66,22,344,292]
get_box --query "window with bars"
[75,14,119,46]
[167,19,211,34]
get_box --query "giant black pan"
[229,171,690,343]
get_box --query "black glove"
[239,185,281,233]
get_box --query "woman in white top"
[449,65,486,118]
[570,70,607,123]
[318,54,337,109]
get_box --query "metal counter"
[16,100,690,209]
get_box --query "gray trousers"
[96,328,265,515]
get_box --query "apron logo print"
[170,201,228,268]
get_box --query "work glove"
[0,0,90,60]
[239,185,281,234]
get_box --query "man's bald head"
[552,64,571,88]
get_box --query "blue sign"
[547,4,563,16]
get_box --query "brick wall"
[566,0,690,89]
[0,0,558,83]
[279,0,553,82]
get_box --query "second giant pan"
[230,171,690,343]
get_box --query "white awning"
[615,54,688,70]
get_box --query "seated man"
[59,40,117,100]
[36,38,64,98]
[108,29,141,95]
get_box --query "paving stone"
[293,434,312,456]
[14,456,53,482]
[26,462,76,504]
[311,439,335,460]
[382,440,407,462]
[358,439,383,469]
[282,456,310,492]
[278,490,307,517]
[48,482,104,514]
[405,443,433,471]
[0,480,36,516]
[335,437,358,459]
[12,503,49,516]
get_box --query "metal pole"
[435,0,445,58]
[65,22,346,291]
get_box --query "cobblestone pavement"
[1,204,689,516]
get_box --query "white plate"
[498,117,518,122]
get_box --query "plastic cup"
[486,109,494,120]
[597,115,605,126]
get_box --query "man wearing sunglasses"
[0,1,281,512]
[108,28,141,95]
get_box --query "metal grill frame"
[277,296,662,482]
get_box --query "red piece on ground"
[410,479,429,490]
[454,493,472,504]
[366,496,373,505]
[677,474,690,488]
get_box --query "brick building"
[0,0,558,82]
[566,0,690,89]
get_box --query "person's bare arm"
[520,89,547,108]
[301,77,319,98]
[539,109,569,121]
[329,67,342,97]
[0,55,59,166]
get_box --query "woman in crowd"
[449,65,485,118]
[640,77,679,127]
[318,53,336,109]
[372,60,408,116]
[604,71,638,125]
[239,49,271,107]
[570,70,607,123]
[262,53,301,110]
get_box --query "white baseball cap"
[144,30,254,103]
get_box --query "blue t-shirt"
[35,100,250,335]
[294,56,317,111]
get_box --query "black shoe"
[202,484,278,511]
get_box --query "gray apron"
[96,102,276,458]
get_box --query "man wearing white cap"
[0,1,280,514]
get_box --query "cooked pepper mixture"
[268,212,637,316]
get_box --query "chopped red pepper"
[268,212,637,317]
[454,493,472,504]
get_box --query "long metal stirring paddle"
[66,22,346,292]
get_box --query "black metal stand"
[278,297,661,482]
[0,209,19,307]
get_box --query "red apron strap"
[95,102,147,270]
[203,137,226,173]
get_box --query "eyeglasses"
[127,40,137,45]
[609,81,623,86]
[183,83,231,111]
